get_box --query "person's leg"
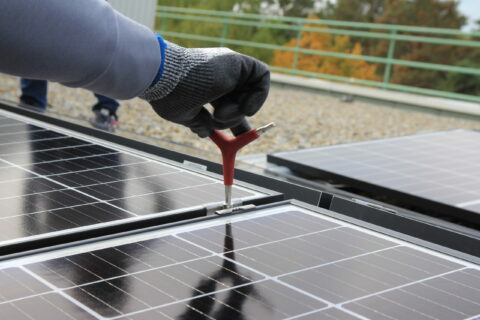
[93,93,120,113]
[90,93,120,132]
[19,79,48,111]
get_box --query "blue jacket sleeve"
[0,0,160,99]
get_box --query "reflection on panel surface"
[269,130,480,218]
[0,114,260,245]
[1,208,478,319]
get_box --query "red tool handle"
[209,129,260,186]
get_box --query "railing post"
[220,15,230,47]
[383,29,397,88]
[159,9,168,32]
[292,21,304,74]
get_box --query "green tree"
[157,0,479,96]
[374,0,469,90]
[263,0,318,17]
[157,0,318,63]
[323,0,476,94]
[157,0,238,47]
[439,50,480,96]
[319,0,391,59]
[159,0,237,11]
[322,0,387,23]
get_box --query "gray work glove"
[140,42,270,138]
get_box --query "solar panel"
[0,111,271,247]
[268,130,480,224]
[0,203,478,319]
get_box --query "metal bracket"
[352,198,398,214]
[182,160,208,171]
[215,204,256,215]
[204,200,256,216]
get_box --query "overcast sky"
[458,0,479,31]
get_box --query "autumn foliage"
[160,0,478,96]
[272,16,380,81]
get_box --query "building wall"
[109,0,157,30]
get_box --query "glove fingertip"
[239,89,269,116]
[241,69,270,116]
[193,128,212,138]
[183,107,215,138]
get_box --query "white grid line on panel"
[0,158,139,217]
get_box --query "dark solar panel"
[268,130,480,223]
[1,204,478,319]
[0,117,22,126]
[1,293,96,319]
[0,112,266,246]
[0,123,44,134]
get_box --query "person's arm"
[0,0,270,137]
[0,0,160,99]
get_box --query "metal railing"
[156,6,480,104]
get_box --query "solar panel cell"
[0,166,33,181]
[76,171,212,201]
[127,280,326,320]
[0,268,50,302]
[268,130,480,222]
[0,123,44,134]
[1,206,479,319]
[0,112,266,247]
[1,144,115,166]
[1,189,97,218]
[107,183,253,215]
[280,246,461,304]
[0,117,21,126]
[0,137,89,155]
[26,153,142,176]
[0,203,133,243]
[47,162,162,188]
[26,237,210,289]
[0,293,97,319]
[0,177,60,198]
[343,270,480,320]
[295,308,361,320]
[0,130,64,144]
[61,256,264,318]
[178,210,339,253]
[233,227,396,276]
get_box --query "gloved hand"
[140,41,270,138]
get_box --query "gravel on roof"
[1,74,480,156]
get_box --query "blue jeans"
[20,79,119,113]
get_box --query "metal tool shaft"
[210,121,275,211]
[225,185,233,209]
[256,122,276,135]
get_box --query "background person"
[20,78,120,132]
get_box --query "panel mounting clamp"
[204,200,256,216]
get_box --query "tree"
[375,0,465,28]
[439,49,480,96]
[229,22,293,63]
[158,0,478,96]
[263,0,318,17]
[321,0,477,94]
[271,16,380,81]
[322,0,387,23]
[373,0,469,90]
[157,0,318,63]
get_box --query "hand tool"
[210,119,275,209]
